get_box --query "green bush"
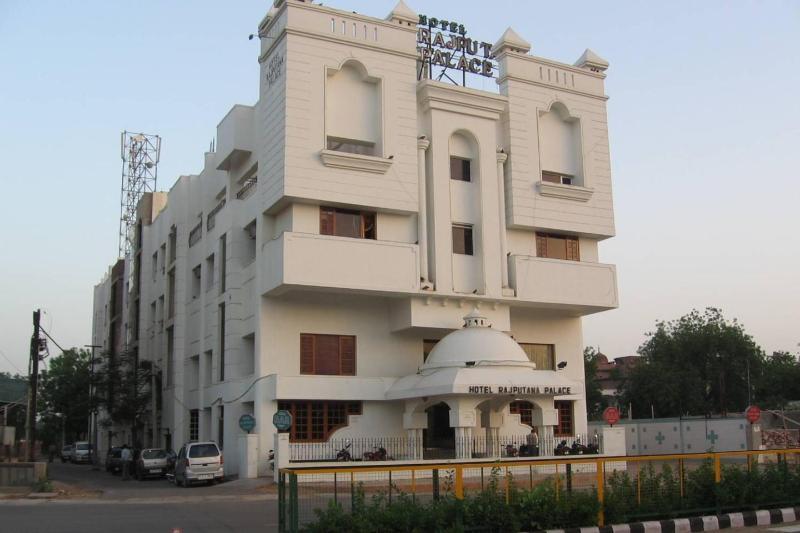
[32,477,53,493]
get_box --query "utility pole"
[25,309,41,462]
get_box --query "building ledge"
[537,181,594,202]
[319,150,393,174]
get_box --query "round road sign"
[603,406,621,426]
[745,405,761,424]
[272,410,292,432]
[239,414,256,433]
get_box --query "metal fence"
[278,448,800,532]
[289,433,601,463]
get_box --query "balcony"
[262,232,419,296]
[215,105,254,171]
[509,255,618,314]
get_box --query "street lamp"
[84,344,102,468]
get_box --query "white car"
[71,441,93,464]
[173,442,224,487]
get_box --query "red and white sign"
[603,406,621,426]
[745,405,761,424]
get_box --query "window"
[555,400,573,436]
[243,220,256,265]
[320,207,376,239]
[219,234,226,294]
[152,251,158,280]
[535,233,579,261]
[191,265,201,299]
[299,334,356,376]
[541,171,573,185]
[168,226,177,265]
[510,401,534,427]
[166,327,174,387]
[189,409,199,441]
[423,339,439,363]
[218,303,225,382]
[206,254,215,291]
[452,224,474,255]
[450,157,471,182]
[160,244,166,275]
[278,400,362,442]
[326,137,376,156]
[203,350,212,387]
[519,343,555,371]
[217,406,224,450]
[167,269,175,319]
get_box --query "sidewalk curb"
[546,507,800,533]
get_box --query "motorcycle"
[504,444,519,457]
[363,446,391,461]
[554,440,570,456]
[336,443,352,462]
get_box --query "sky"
[0,0,798,374]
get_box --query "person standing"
[526,429,539,456]
[121,444,132,481]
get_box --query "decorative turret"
[492,27,531,56]
[386,0,417,26]
[574,48,609,73]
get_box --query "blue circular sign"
[272,410,292,432]
[239,414,256,433]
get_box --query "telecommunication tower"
[119,131,161,258]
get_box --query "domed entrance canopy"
[386,310,578,400]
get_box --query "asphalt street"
[0,499,278,533]
[0,461,280,532]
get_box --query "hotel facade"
[92,0,618,477]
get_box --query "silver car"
[173,442,224,487]
[72,441,93,464]
[136,448,169,480]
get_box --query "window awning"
[386,366,580,401]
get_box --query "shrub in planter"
[515,480,599,530]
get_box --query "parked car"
[105,447,122,473]
[173,441,224,487]
[60,444,74,463]
[135,448,170,480]
[105,447,141,473]
[71,441,93,464]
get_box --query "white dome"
[423,310,533,370]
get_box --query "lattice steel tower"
[119,131,161,258]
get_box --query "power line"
[0,349,23,375]
[38,326,67,355]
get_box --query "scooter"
[336,443,352,462]
[505,444,519,457]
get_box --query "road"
[0,461,281,532]
[0,499,278,533]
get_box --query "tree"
[0,372,28,438]
[619,308,765,418]
[37,349,92,446]
[583,346,607,420]
[756,351,800,409]
[93,348,158,447]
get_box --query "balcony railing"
[188,222,202,248]
[206,199,226,231]
[236,176,257,200]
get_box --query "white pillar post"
[496,149,511,293]
[417,137,431,288]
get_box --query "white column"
[417,137,431,287]
[496,149,510,292]
[454,427,474,459]
[407,428,424,460]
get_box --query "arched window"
[325,61,381,156]
[539,102,583,186]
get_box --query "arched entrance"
[424,402,455,459]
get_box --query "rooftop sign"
[416,14,494,85]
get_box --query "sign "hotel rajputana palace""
[417,14,494,79]
[468,386,573,395]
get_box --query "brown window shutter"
[340,336,356,375]
[320,207,334,236]
[315,335,340,375]
[535,233,547,257]
[300,334,315,374]
[567,238,580,261]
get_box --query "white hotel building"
[92,0,618,477]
